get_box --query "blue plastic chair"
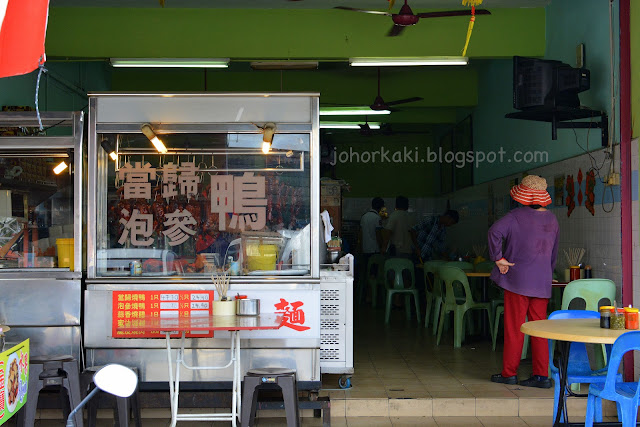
[548,310,619,423]
[585,331,640,427]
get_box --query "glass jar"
[599,306,613,328]
[570,266,581,281]
[624,307,639,330]
[610,308,626,330]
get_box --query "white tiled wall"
[447,146,624,297]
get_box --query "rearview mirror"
[93,364,138,398]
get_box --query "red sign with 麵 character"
[112,290,214,338]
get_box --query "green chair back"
[439,265,476,307]
[443,261,474,272]
[384,258,416,290]
[423,260,446,293]
[474,261,495,273]
[561,279,616,311]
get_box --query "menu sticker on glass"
[0,339,29,425]
[112,291,214,338]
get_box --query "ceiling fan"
[335,0,491,37]
[370,67,423,110]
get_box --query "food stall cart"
[0,111,84,360]
[83,93,324,389]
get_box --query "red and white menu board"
[112,290,214,338]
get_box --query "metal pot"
[236,298,260,316]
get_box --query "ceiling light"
[250,61,318,70]
[349,57,469,67]
[320,122,381,130]
[110,58,229,68]
[53,161,68,175]
[320,107,391,116]
[101,139,117,161]
[141,124,168,154]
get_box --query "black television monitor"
[513,56,590,110]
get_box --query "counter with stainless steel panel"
[0,111,84,360]
[85,93,322,386]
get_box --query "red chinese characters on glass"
[274,298,310,331]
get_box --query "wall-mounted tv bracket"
[505,107,609,147]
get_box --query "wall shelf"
[505,106,608,147]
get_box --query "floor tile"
[478,416,528,426]
[391,416,438,426]
[347,416,393,426]
[433,416,484,426]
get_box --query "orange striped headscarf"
[510,175,552,207]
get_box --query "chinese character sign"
[163,210,197,246]
[118,162,156,200]
[211,173,267,232]
[118,209,154,246]
[274,298,310,331]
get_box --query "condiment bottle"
[584,265,592,278]
[624,307,639,330]
[610,308,626,330]
[570,266,581,281]
[599,306,613,328]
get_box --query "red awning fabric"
[0,0,50,79]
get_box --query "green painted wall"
[472,0,617,184]
[111,66,476,124]
[323,131,439,198]
[46,8,544,60]
[0,62,110,111]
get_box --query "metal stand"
[165,330,242,427]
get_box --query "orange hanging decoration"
[461,0,484,57]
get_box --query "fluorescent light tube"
[250,61,318,70]
[53,161,68,175]
[111,58,229,68]
[350,57,469,67]
[320,122,381,129]
[320,107,391,116]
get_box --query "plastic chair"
[548,310,618,423]
[383,258,421,324]
[585,331,640,427]
[443,261,474,272]
[561,279,616,369]
[436,266,493,347]
[433,261,475,334]
[363,254,386,308]
[491,305,529,359]
[422,260,447,329]
[561,279,616,311]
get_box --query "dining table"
[521,318,629,427]
[118,314,284,427]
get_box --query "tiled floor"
[12,302,622,425]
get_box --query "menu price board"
[112,291,214,338]
[0,339,29,425]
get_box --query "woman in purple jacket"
[488,175,559,388]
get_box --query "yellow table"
[521,318,629,426]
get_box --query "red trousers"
[502,289,549,377]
